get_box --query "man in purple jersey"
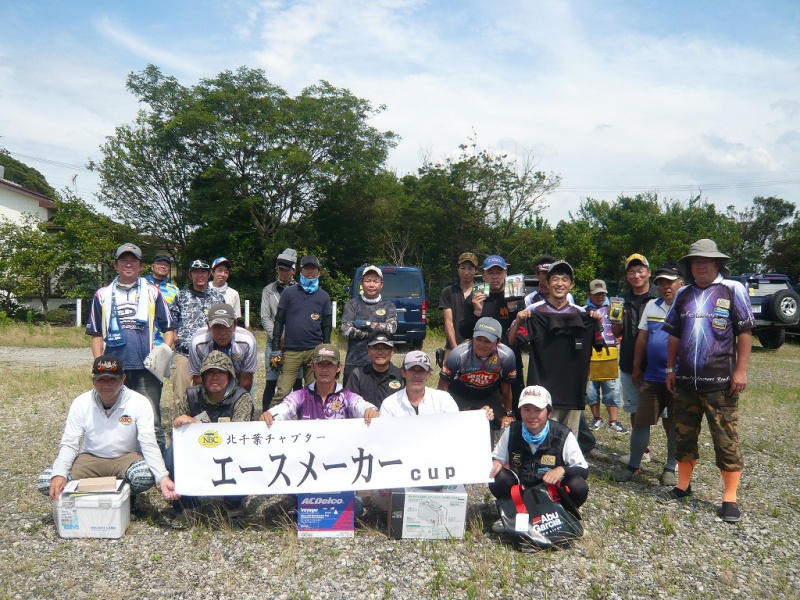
[657,240,755,524]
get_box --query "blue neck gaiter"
[300,274,319,294]
[522,420,550,446]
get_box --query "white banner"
[173,411,493,495]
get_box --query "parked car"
[728,273,800,349]
[351,266,427,350]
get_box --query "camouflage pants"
[673,388,743,471]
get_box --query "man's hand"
[542,466,565,485]
[173,414,200,428]
[516,309,531,322]
[482,406,496,423]
[49,476,67,501]
[730,368,747,395]
[159,477,180,501]
[471,292,486,316]
[490,459,503,478]
[500,413,515,428]
[665,371,676,394]
[632,365,643,386]
[353,319,369,329]
[269,351,283,370]
[364,408,379,425]
[260,411,275,427]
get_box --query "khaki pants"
[70,452,143,479]
[273,349,315,405]
[551,408,581,437]
[171,353,192,409]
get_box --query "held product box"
[53,479,130,539]
[389,485,468,540]
[297,491,355,538]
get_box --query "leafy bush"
[45,308,74,325]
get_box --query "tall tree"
[728,196,795,274]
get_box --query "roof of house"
[0,177,56,210]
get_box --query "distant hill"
[0,150,57,199]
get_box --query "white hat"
[518,386,552,410]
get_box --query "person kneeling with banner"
[489,385,588,548]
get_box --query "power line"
[4,150,94,172]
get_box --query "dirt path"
[0,346,93,368]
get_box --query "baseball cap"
[518,385,552,410]
[403,350,431,371]
[312,343,341,364]
[483,255,507,270]
[115,243,142,260]
[301,255,321,269]
[368,331,394,347]
[457,252,479,267]
[92,355,124,380]
[188,259,211,271]
[547,261,574,280]
[625,253,649,271]
[152,254,172,264]
[589,279,608,294]
[276,248,297,269]
[653,263,683,283]
[207,303,236,327]
[473,317,502,342]
[211,257,232,270]
[199,350,235,378]
[362,265,383,279]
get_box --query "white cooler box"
[53,481,131,539]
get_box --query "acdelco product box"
[388,485,468,540]
[53,481,130,539]
[297,491,355,538]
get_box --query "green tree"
[727,196,796,274]
[0,150,57,199]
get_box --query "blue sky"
[1,0,799,224]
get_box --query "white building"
[0,166,56,225]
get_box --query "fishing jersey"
[171,287,225,355]
[512,312,602,410]
[663,274,755,393]
[638,297,671,383]
[187,326,259,380]
[584,300,617,347]
[439,340,517,399]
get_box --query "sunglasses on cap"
[189,260,211,270]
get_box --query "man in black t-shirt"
[438,252,478,359]
[345,331,404,408]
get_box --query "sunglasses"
[190,260,211,270]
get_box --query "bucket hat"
[678,239,730,279]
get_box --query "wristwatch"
[665,368,675,373]
[506,411,515,418]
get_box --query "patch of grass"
[0,323,91,348]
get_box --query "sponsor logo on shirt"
[511,452,522,467]
[375,309,386,316]
[198,430,223,447]
[218,417,231,423]
[389,380,402,389]
[310,312,320,321]
[716,298,731,309]
[460,371,499,387]
[119,415,133,425]
[540,455,556,466]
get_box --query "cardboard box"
[297,491,355,538]
[53,481,130,539]
[389,485,468,540]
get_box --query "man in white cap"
[86,243,177,451]
[658,240,754,524]
[188,303,258,394]
[381,350,495,421]
[209,257,241,319]
[340,265,397,384]
[488,385,589,533]
[438,317,517,431]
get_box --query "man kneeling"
[488,385,588,533]
[166,350,254,528]
[37,356,179,516]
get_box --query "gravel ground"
[1,345,799,599]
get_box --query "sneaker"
[491,518,505,534]
[588,417,604,431]
[656,485,692,504]
[720,502,741,523]
[618,450,651,464]
[170,512,188,529]
[607,421,629,434]
[611,467,641,482]
[660,469,678,487]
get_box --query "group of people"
[38,236,754,532]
